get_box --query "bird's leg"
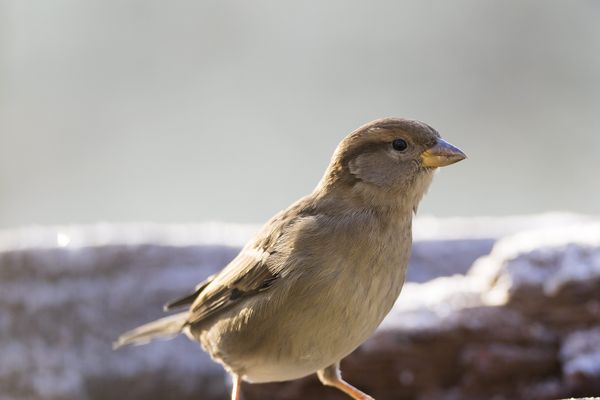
[230,374,242,400]
[317,363,374,400]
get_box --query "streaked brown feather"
[163,274,216,311]
[185,196,315,326]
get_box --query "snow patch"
[470,223,600,304]
[561,327,600,378]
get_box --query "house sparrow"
[115,117,466,400]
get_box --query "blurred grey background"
[1,0,599,229]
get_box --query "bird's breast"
[259,217,412,375]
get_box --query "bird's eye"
[392,139,408,151]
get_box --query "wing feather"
[163,274,216,311]
[186,197,314,326]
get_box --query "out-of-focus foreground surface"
[1,214,600,400]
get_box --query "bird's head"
[317,117,466,212]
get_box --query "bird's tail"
[113,312,188,349]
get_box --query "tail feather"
[113,312,188,349]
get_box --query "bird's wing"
[163,274,216,311]
[186,253,279,326]
[186,197,313,326]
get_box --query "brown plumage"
[115,117,466,400]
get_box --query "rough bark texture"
[0,214,599,400]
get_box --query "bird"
[114,117,466,400]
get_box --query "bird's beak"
[421,138,467,168]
